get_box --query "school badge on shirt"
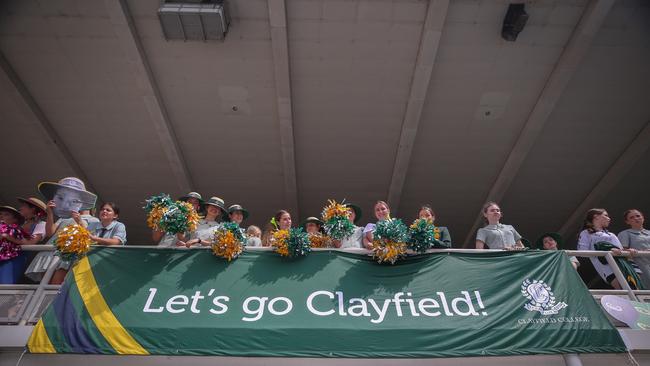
[521,279,568,315]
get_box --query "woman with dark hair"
[262,210,292,247]
[577,208,625,289]
[89,202,126,246]
[1,198,47,247]
[418,205,452,248]
[536,232,579,270]
[618,209,650,287]
[17,198,47,245]
[475,202,523,249]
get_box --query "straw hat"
[17,197,46,215]
[0,206,25,225]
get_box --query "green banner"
[28,248,625,357]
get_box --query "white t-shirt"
[32,221,46,238]
[340,226,363,249]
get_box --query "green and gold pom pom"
[144,194,174,231]
[407,218,436,253]
[212,222,245,261]
[321,199,355,240]
[158,201,200,235]
[273,228,311,258]
[372,219,409,264]
[56,224,93,261]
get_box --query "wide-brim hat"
[204,196,227,213]
[0,206,25,225]
[536,232,563,250]
[344,203,362,224]
[228,204,249,221]
[301,216,324,228]
[17,197,46,214]
[178,192,204,205]
[37,177,97,210]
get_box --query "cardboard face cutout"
[53,188,84,218]
[39,178,97,219]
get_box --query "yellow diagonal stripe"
[27,319,56,353]
[73,257,149,355]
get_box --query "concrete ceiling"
[1,0,648,246]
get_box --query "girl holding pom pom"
[181,197,227,247]
[418,205,452,248]
[363,201,391,250]
[263,210,292,247]
[332,203,364,248]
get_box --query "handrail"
[18,255,60,326]
[2,246,648,326]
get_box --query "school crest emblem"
[521,279,567,315]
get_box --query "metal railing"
[1,245,648,326]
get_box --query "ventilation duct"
[158,1,230,41]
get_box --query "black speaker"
[502,3,529,42]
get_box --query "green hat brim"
[228,207,249,221]
[345,203,362,224]
[301,217,324,228]
[179,194,205,205]
[205,202,228,216]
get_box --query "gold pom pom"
[56,224,93,257]
[322,199,350,222]
[146,205,167,231]
[180,201,200,232]
[212,229,243,262]
[273,229,291,257]
[309,233,330,248]
[371,240,407,265]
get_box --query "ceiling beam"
[104,0,193,193]
[268,0,299,217]
[387,0,450,214]
[558,121,650,237]
[0,51,99,197]
[462,0,616,247]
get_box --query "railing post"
[604,252,639,301]
[18,255,60,325]
[563,353,583,366]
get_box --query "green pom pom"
[286,228,311,258]
[407,219,436,253]
[159,201,192,234]
[220,221,246,243]
[374,219,409,243]
[144,194,173,214]
[324,216,355,240]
